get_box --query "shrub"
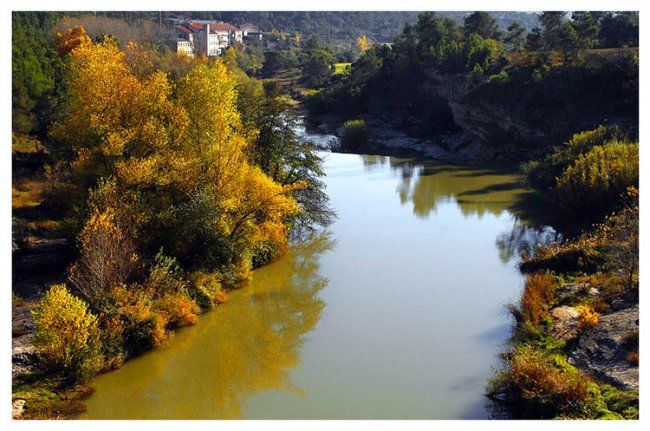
[69,206,140,311]
[31,284,101,382]
[341,119,370,150]
[110,286,169,356]
[490,346,598,418]
[509,273,557,329]
[188,271,228,310]
[520,235,606,274]
[601,199,639,290]
[154,292,200,328]
[522,125,628,191]
[577,305,600,331]
[556,142,638,216]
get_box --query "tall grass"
[556,141,638,215]
[508,273,557,327]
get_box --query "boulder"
[12,399,26,419]
[549,306,580,341]
[569,305,639,389]
[12,304,37,380]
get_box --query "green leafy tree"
[557,21,581,61]
[12,12,62,137]
[539,11,567,50]
[300,48,335,87]
[504,21,526,51]
[571,12,599,49]
[463,12,502,40]
[525,27,543,51]
[599,12,639,48]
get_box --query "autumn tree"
[52,36,302,278]
[32,284,102,381]
[356,34,370,52]
[53,25,92,58]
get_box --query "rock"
[12,305,34,337]
[12,304,37,380]
[549,306,580,341]
[569,305,639,389]
[556,283,600,305]
[12,334,37,379]
[12,399,26,419]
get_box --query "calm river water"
[80,151,558,419]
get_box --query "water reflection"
[361,154,560,263]
[496,219,562,264]
[81,234,334,419]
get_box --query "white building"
[173,20,251,57]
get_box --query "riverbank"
[304,112,528,161]
[486,129,639,419]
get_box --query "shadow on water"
[81,233,335,419]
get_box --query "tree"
[415,12,447,56]
[53,25,92,58]
[52,37,302,274]
[300,48,334,87]
[539,11,567,50]
[599,12,639,48]
[12,12,61,137]
[556,21,581,61]
[525,27,543,51]
[463,12,502,40]
[504,21,526,51]
[571,12,599,49]
[356,34,370,52]
[303,35,319,50]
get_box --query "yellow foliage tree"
[53,25,92,58]
[50,39,187,197]
[54,39,301,277]
[356,34,370,52]
[32,284,101,381]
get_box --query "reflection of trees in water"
[361,154,526,219]
[200,234,334,418]
[360,154,561,265]
[495,217,562,264]
[86,234,334,419]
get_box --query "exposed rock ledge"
[569,305,639,390]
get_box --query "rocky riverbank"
[305,113,521,161]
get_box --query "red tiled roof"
[209,22,237,32]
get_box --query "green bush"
[341,119,370,150]
[522,125,628,191]
[556,142,638,215]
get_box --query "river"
[80,151,558,419]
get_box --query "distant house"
[240,23,263,42]
[171,20,256,57]
[174,24,195,56]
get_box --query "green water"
[80,152,557,419]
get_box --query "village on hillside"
[171,18,263,56]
